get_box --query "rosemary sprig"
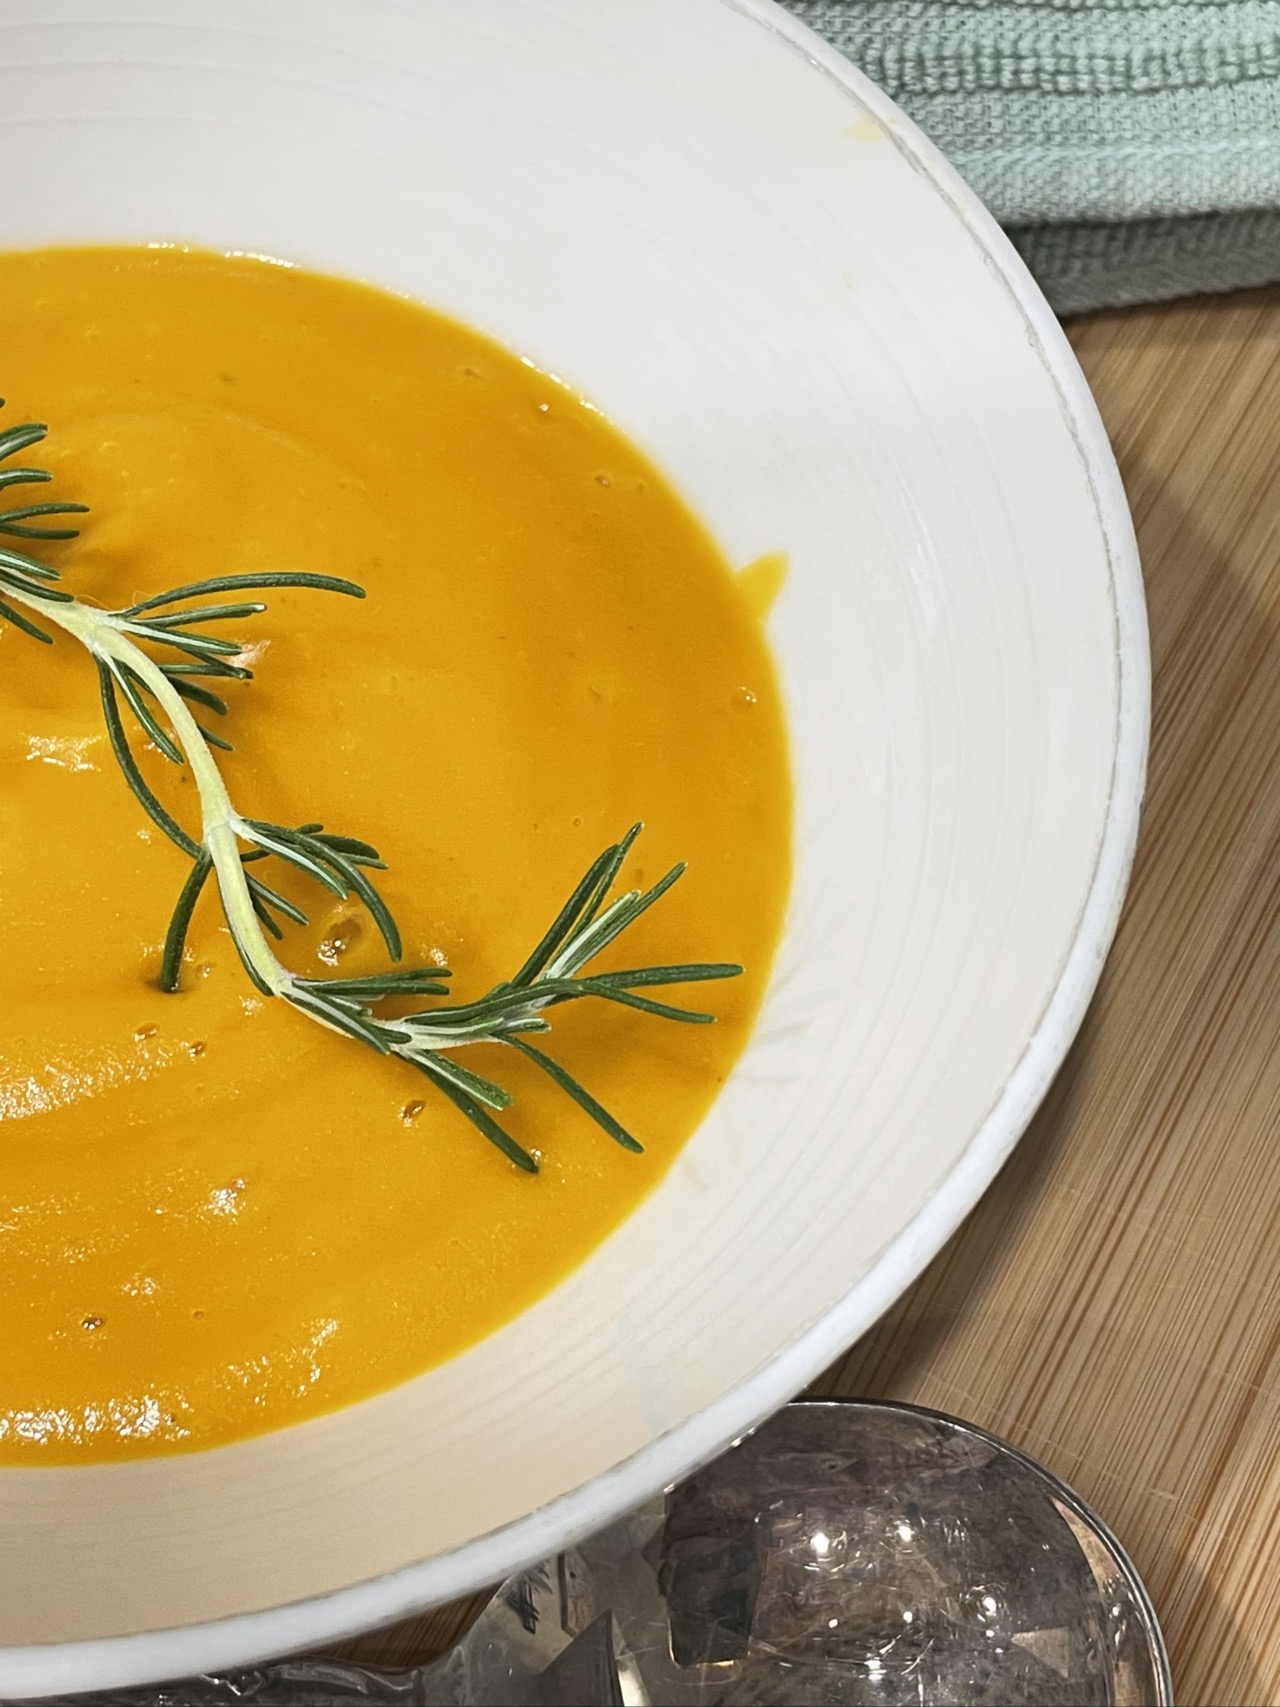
[0,404,741,1171]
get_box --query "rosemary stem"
[0,418,743,1170]
[7,583,289,997]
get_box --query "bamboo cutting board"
[335,292,1280,1707]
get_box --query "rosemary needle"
[0,403,742,1171]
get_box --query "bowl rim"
[1,0,1149,1694]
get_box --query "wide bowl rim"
[0,0,1149,1694]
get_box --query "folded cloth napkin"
[780,0,1280,312]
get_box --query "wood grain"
[330,292,1280,1706]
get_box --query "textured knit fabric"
[779,0,1280,312]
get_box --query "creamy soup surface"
[0,246,791,1462]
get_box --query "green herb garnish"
[0,405,741,1171]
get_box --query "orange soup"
[0,247,790,1462]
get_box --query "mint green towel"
[781,0,1280,312]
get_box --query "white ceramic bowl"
[0,0,1147,1695]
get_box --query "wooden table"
[331,293,1280,1707]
